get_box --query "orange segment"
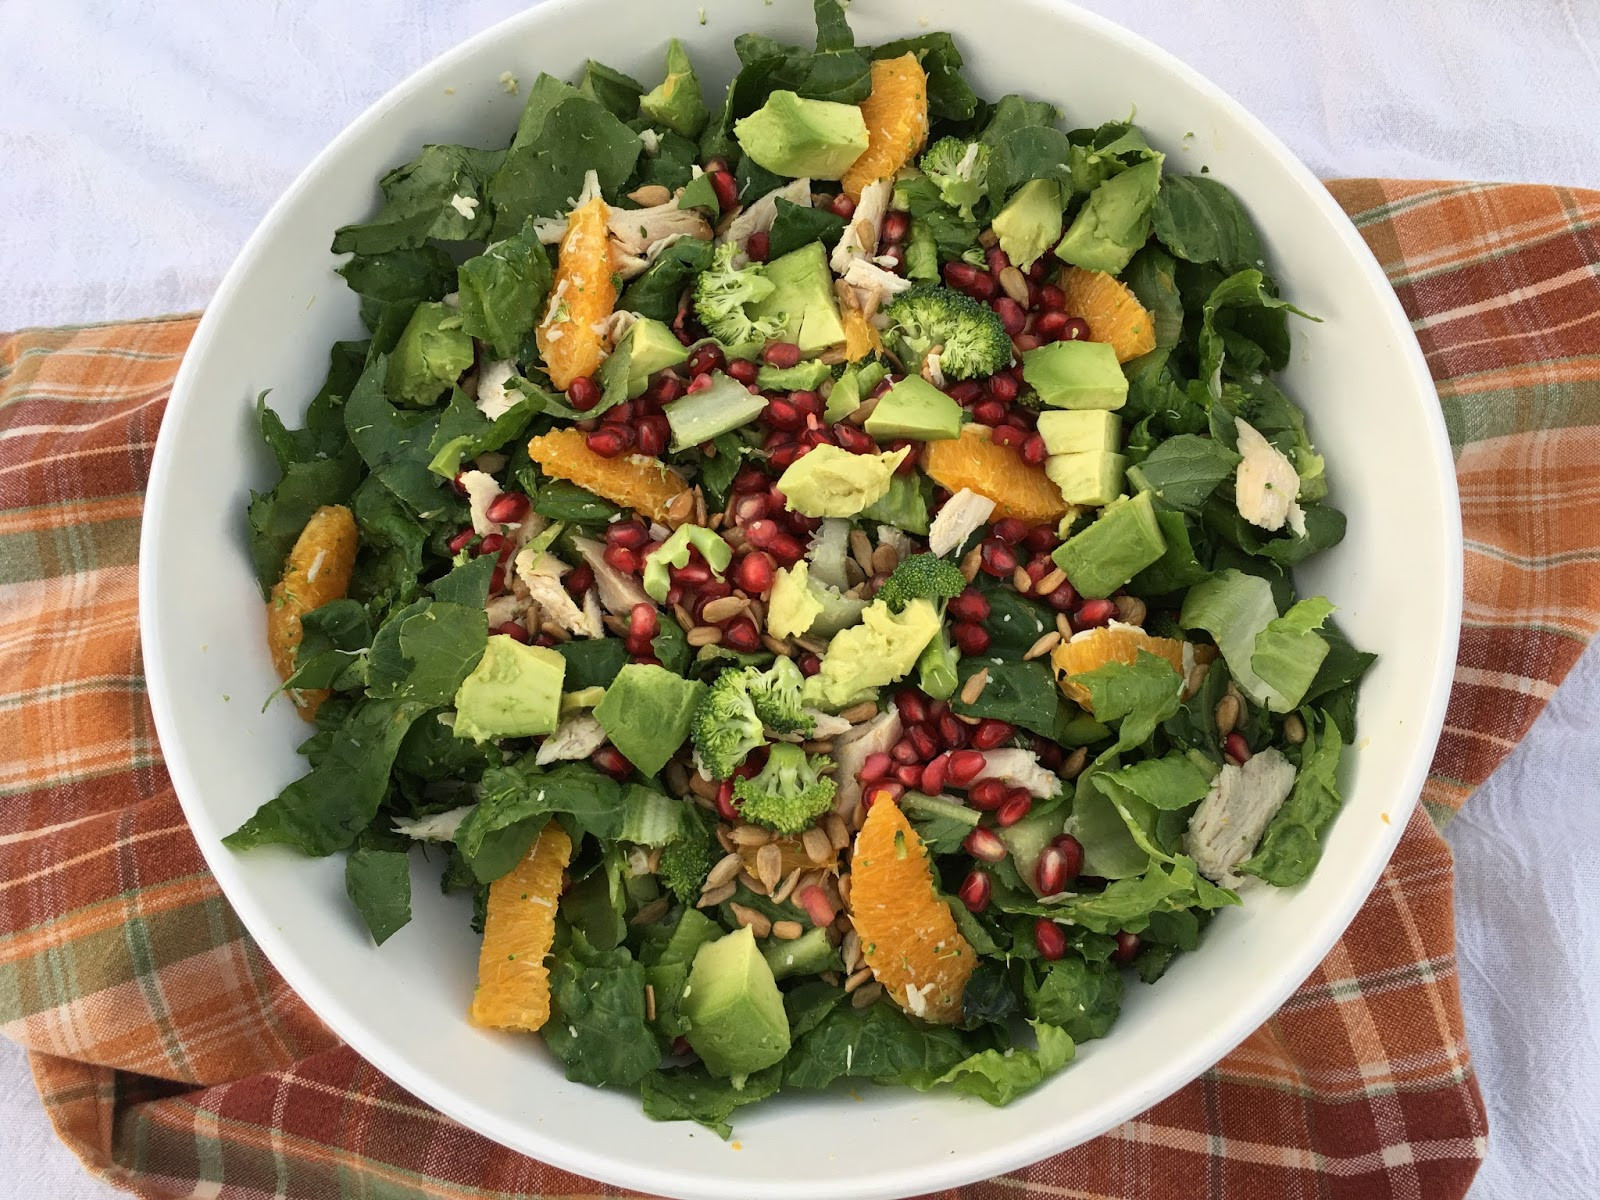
[738,835,838,880]
[469,821,573,1032]
[1051,626,1188,711]
[841,55,929,201]
[847,792,975,1025]
[1057,267,1157,363]
[526,428,689,523]
[537,197,615,390]
[267,504,358,722]
[840,296,883,361]
[925,425,1071,524]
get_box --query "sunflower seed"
[960,545,983,582]
[700,596,749,624]
[850,530,875,576]
[1061,746,1089,780]
[1056,612,1074,639]
[730,903,772,939]
[663,760,690,798]
[1114,594,1147,626]
[687,624,723,646]
[1024,630,1062,661]
[707,852,744,890]
[1214,694,1241,737]
[839,701,879,724]
[824,812,851,851]
[1036,567,1067,595]
[771,920,804,940]
[851,981,884,1008]
[960,667,990,706]
[871,543,900,575]
[844,966,875,993]
[696,882,736,908]
[842,929,862,971]
[801,826,834,865]
[755,842,784,892]
[630,897,670,926]
[688,772,719,800]
[835,872,852,908]
[772,866,804,905]
[645,983,657,1022]
[663,489,695,529]
[762,635,794,657]
[1284,712,1307,744]
[1012,565,1032,594]
[628,184,672,207]
[802,739,835,755]
[998,265,1031,304]
[731,823,772,846]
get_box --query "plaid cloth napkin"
[2,179,1597,1200]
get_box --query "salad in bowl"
[233,0,1372,1137]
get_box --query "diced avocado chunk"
[1055,158,1163,276]
[452,636,566,742]
[386,301,474,408]
[863,375,964,442]
[991,178,1065,271]
[748,243,847,355]
[767,562,824,640]
[639,38,709,138]
[1051,490,1167,599]
[1038,409,1122,455]
[681,926,791,1078]
[664,371,767,452]
[810,585,869,638]
[559,686,607,715]
[807,597,941,708]
[621,317,690,394]
[997,807,1069,897]
[1046,450,1128,506]
[823,360,888,423]
[756,359,832,392]
[762,925,842,981]
[733,90,869,180]
[776,444,908,518]
[593,663,707,776]
[1022,340,1129,410]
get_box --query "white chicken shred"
[928,488,996,557]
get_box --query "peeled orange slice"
[1057,267,1157,363]
[267,504,358,722]
[847,792,975,1025]
[1051,625,1188,711]
[526,428,689,523]
[537,196,615,390]
[469,821,573,1032]
[924,425,1071,524]
[841,55,929,201]
[840,299,883,361]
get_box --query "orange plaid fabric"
[3,181,1598,1199]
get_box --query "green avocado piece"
[639,39,709,138]
[1055,158,1164,275]
[863,375,964,442]
[756,359,832,392]
[664,371,768,452]
[1046,450,1128,506]
[762,925,842,981]
[1051,490,1167,599]
[1038,409,1122,455]
[593,663,707,776]
[1022,340,1129,410]
[748,243,847,355]
[776,443,908,518]
[997,807,1070,897]
[452,635,566,742]
[809,597,941,708]
[681,926,792,1078]
[386,301,474,408]
[766,562,824,640]
[823,360,888,423]
[991,178,1065,271]
[733,90,869,180]
[620,317,690,394]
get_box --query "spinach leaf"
[366,600,487,707]
[960,960,1020,1029]
[545,931,661,1087]
[348,475,429,618]
[629,130,701,193]
[1203,497,1347,567]
[911,1021,1074,1106]
[784,1001,972,1089]
[457,219,553,359]
[1198,269,1304,387]
[429,554,496,608]
[1126,434,1240,512]
[1121,244,1184,364]
[395,708,492,782]
[1162,655,1229,761]
[618,237,715,322]
[1131,508,1211,595]
[456,761,626,882]
[1240,711,1344,886]
[1153,174,1267,274]
[337,247,457,335]
[331,144,504,254]
[951,657,1062,740]
[871,33,977,121]
[784,981,844,1038]
[533,479,622,523]
[652,614,691,676]
[577,60,644,119]
[1025,956,1123,1042]
[1024,857,1236,934]
[274,599,373,693]
[555,638,630,690]
[225,699,425,855]
[1302,620,1377,707]
[768,198,848,260]
[1063,120,1160,196]
[893,175,981,262]
[246,447,361,595]
[342,355,445,516]
[1075,651,1186,752]
[813,0,854,51]
[561,853,629,950]
[972,580,1053,656]
[641,1064,782,1139]
[345,846,412,944]
[425,386,542,479]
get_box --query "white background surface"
[2,2,1596,1197]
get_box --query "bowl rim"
[139,1,1463,1195]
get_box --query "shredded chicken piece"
[832,710,904,815]
[875,526,912,560]
[475,359,521,421]
[607,202,712,280]
[535,713,609,765]
[571,535,652,613]
[1234,417,1305,534]
[830,178,892,274]
[841,256,913,311]
[514,550,603,638]
[720,178,813,266]
[970,748,1059,798]
[921,347,947,389]
[1184,749,1299,884]
[928,488,996,557]
[393,805,475,843]
[459,470,502,536]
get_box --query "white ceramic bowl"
[140,1,1461,1196]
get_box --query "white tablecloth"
[2,2,1597,1196]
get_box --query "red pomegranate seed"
[733,466,769,495]
[489,564,508,594]
[629,602,659,643]
[687,343,725,377]
[968,272,999,301]
[447,527,476,554]
[1012,332,1041,353]
[952,621,990,655]
[1024,527,1058,554]
[894,762,923,788]
[450,471,470,497]
[907,723,940,760]
[637,416,668,457]
[763,399,802,431]
[1075,597,1116,628]
[746,519,785,552]
[608,400,637,424]
[606,520,648,550]
[939,713,971,751]
[971,399,1007,427]
[762,341,802,369]
[799,652,822,676]
[979,538,1018,577]
[723,617,761,653]
[1062,316,1092,342]
[1224,732,1252,764]
[992,517,1028,544]
[972,719,1015,750]
[1035,738,1064,769]
[733,551,776,594]
[686,372,716,395]
[963,827,1008,863]
[1033,310,1070,342]
[714,779,740,822]
[476,532,506,558]
[992,296,1026,336]
[492,620,530,644]
[987,372,1019,403]
[947,749,986,787]
[884,244,911,273]
[947,379,983,405]
[726,358,759,386]
[890,737,921,766]
[790,389,823,416]
[563,563,594,598]
[1034,918,1067,960]
[958,870,992,914]
[920,754,949,795]
[1020,433,1048,467]
[746,230,771,263]
[1028,258,1051,282]
[651,374,684,405]
[880,210,911,245]
[1035,844,1073,895]
[767,532,806,564]
[586,428,626,458]
[798,885,836,928]
[992,424,1025,448]
[834,423,876,454]
[985,246,1011,276]
[1053,834,1085,882]
[1037,283,1066,311]
[828,192,856,219]
[948,588,991,623]
[969,778,1008,811]
[943,260,981,290]
[671,561,713,588]
[858,751,892,785]
[996,791,1033,827]
[1044,581,1077,612]
[1112,931,1142,964]
[592,745,632,778]
[786,510,821,535]
[603,545,639,574]
[894,690,930,725]
[708,168,739,212]
[567,375,600,411]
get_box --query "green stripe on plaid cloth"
[3,180,1598,1199]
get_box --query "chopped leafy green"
[345,846,412,944]
[1241,711,1344,885]
[332,144,504,254]
[1074,651,1186,752]
[767,197,847,260]
[1127,434,1241,512]
[784,1001,971,1089]
[952,658,1063,740]
[455,761,626,882]
[457,219,553,359]
[546,931,661,1087]
[1025,956,1123,1042]
[641,1064,783,1138]
[1153,174,1267,275]
[911,1021,1074,1106]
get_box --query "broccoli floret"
[733,743,837,834]
[693,242,788,347]
[881,284,1013,381]
[747,656,815,735]
[919,137,989,220]
[876,552,967,612]
[690,667,766,779]
[658,807,715,905]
